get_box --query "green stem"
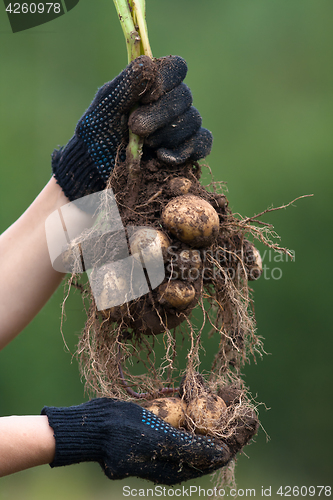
[113,0,153,177]
[113,0,141,63]
[131,0,153,58]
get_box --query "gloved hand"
[41,398,231,485]
[52,55,213,201]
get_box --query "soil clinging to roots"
[62,154,295,486]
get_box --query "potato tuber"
[129,228,170,265]
[158,280,196,310]
[186,393,227,435]
[162,195,219,248]
[142,397,186,428]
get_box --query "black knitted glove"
[52,55,213,201]
[41,398,231,485]
[130,56,213,166]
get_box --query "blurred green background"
[0,0,332,498]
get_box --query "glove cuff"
[41,399,112,468]
[52,136,107,201]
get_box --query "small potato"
[244,241,263,281]
[90,257,148,312]
[214,195,227,209]
[167,249,202,281]
[169,177,192,196]
[179,249,202,269]
[186,393,227,435]
[142,397,186,428]
[179,249,202,280]
[158,281,196,310]
[162,195,219,248]
[131,301,186,335]
[90,266,128,311]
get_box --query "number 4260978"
[276,486,331,497]
[6,3,61,14]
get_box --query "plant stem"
[113,0,153,178]
[131,0,153,58]
[113,0,140,63]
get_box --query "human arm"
[0,415,55,477]
[0,399,233,483]
[0,55,212,350]
[0,397,258,482]
[0,177,68,350]
[0,57,220,483]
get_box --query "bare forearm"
[0,415,55,477]
[0,177,68,349]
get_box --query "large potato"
[162,195,219,248]
[186,393,227,435]
[142,397,186,428]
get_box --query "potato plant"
[63,0,299,485]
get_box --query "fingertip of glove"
[159,55,188,82]
[91,56,156,110]
[131,55,155,75]
[129,55,157,94]
[193,127,213,159]
[141,55,188,104]
[157,127,213,165]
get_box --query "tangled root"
[61,156,304,485]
